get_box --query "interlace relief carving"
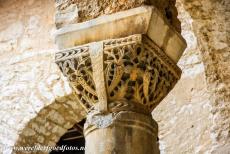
[55,34,181,111]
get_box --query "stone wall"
[0,0,229,154]
[153,2,213,153]
[55,0,181,32]
[153,0,230,153]
[179,0,230,153]
[0,0,86,153]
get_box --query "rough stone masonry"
[0,0,229,154]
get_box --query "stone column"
[84,100,160,154]
[54,1,186,154]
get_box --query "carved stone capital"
[55,34,181,112]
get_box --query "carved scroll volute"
[55,34,181,113]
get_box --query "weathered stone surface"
[0,0,56,152]
[55,6,153,49]
[0,0,229,154]
[0,1,86,154]
[55,5,186,62]
[177,0,230,152]
[84,108,159,154]
[55,0,181,32]
[55,0,146,23]
[153,1,230,153]
[0,48,87,153]
[55,34,183,112]
[147,6,186,62]
[14,94,86,154]
[55,3,79,28]
[150,0,181,32]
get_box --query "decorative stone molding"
[55,6,152,49]
[55,5,186,63]
[55,34,181,112]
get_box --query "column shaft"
[84,101,159,154]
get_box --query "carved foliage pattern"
[55,46,98,110]
[104,35,180,111]
[55,35,181,111]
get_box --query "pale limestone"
[55,3,79,28]
[178,0,230,152]
[55,6,153,49]
[55,34,183,112]
[0,0,229,154]
[0,1,87,153]
[55,5,186,63]
[0,21,24,42]
[55,0,181,32]
[55,11,185,152]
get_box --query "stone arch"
[0,49,87,154]
[13,93,86,154]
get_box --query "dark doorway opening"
[50,119,85,154]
